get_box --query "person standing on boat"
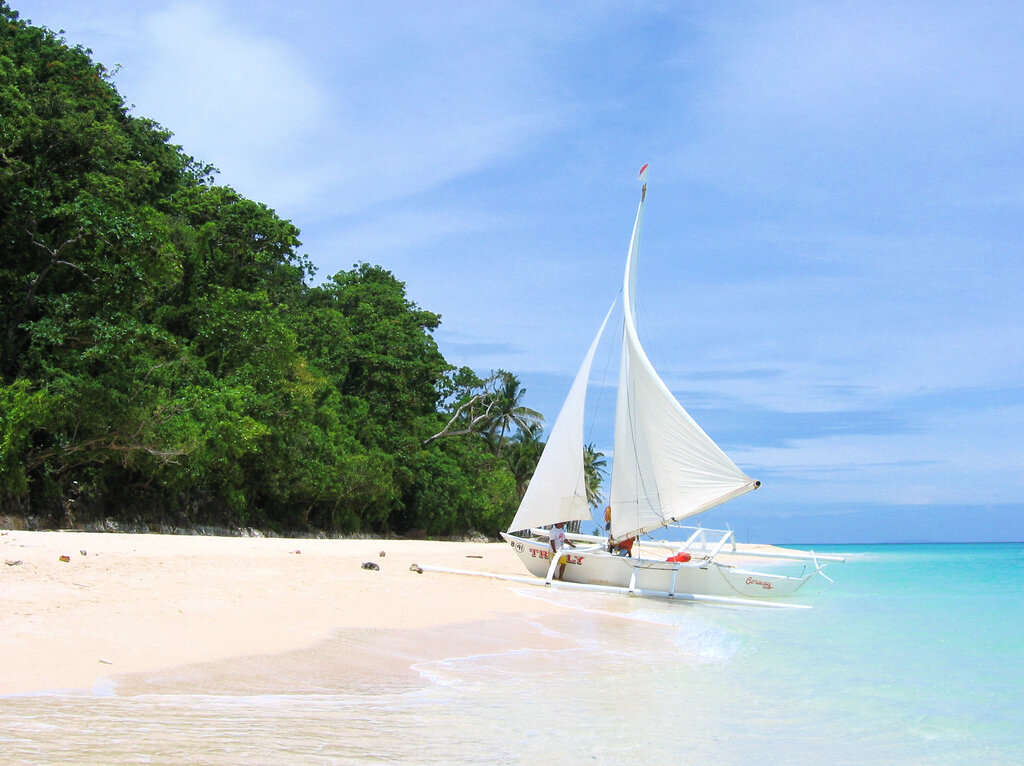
[614,536,635,557]
[549,522,576,580]
[604,505,633,556]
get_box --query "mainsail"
[609,174,758,542]
[506,303,615,533]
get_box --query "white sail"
[609,180,758,542]
[506,303,616,533]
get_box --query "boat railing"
[524,524,845,564]
[669,525,846,563]
[693,529,734,561]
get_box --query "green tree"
[400,438,517,538]
[306,264,447,447]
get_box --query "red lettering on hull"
[527,545,581,565]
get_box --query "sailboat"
[501,166,841,604]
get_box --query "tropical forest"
[0,4,604,537]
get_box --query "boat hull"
[501,533,813,600]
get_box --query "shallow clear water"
[2,544,1021,765]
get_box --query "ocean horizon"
[2,542,1021,764]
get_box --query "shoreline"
[0,530,562,696]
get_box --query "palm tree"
[506,422,545,500]
[565,443,606,534]
[422,370,543,453]
[583,443,607,511]
[484,371,543,457]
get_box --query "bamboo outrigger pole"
[413,564,813,610]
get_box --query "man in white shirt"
[549,522,576,580]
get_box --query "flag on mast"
[638,163,649,181]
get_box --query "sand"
[0,530,562,696]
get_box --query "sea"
[2,543,1022,765]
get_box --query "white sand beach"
[0,530,563,696]
[5,533,1014,766]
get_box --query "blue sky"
[14,0,1023,542]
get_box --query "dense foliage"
[0,4,552,536]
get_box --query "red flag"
[638,163,649,180]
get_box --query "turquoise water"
[2,544,1021,764]
[671,543,1024,763]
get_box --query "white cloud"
[129,3,324,206]
[276,3,578,217]
[316,207,504,265]
[736,402,1024,505]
